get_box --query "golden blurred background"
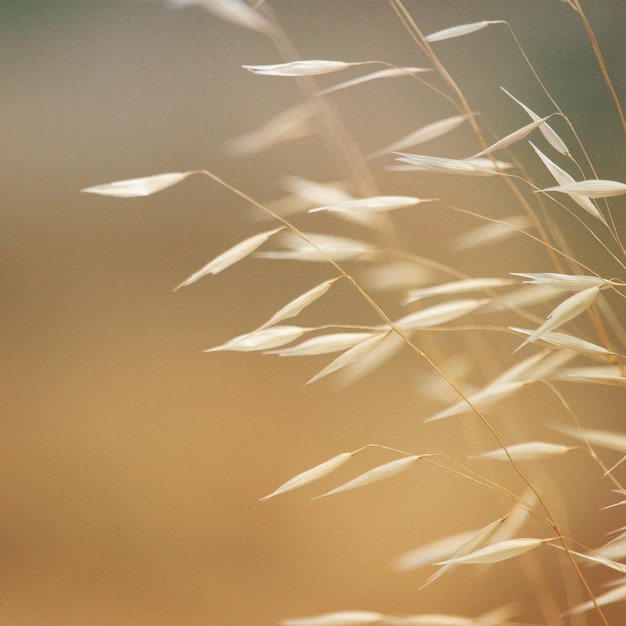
[2,1,625,624]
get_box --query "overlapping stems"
[83,1,626,622]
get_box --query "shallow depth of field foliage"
[84,1,625,624]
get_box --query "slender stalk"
[567,0,626,134]
[201,165,610,624]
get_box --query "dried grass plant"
[83,1,625,624]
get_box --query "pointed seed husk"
[470,441,575,462]
[313,456,420,499]
[257,278,338,330]
[175,228,282,289]
[82,172,195,197]
[435,538,544,565]
[424,20,498,43]
[260,452,353,501]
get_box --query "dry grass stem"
[84,1,625,622]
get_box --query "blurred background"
[2,1,625,624]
